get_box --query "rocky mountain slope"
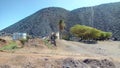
[1,2,120,40]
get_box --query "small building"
[12,33,27,40]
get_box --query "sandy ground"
[0,39,120,68]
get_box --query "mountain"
[69,2,120,40]
[1,7,69,36]
[1,2,120,40]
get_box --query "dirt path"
[57,40,96,54]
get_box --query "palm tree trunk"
[59,30,62,39]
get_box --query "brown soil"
[0,38,8,48]
[0,38,120,68]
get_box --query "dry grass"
[0,38,120,67]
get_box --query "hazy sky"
[0,0,120,30]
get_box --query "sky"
[0,0,120,30]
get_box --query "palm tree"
[59,20,65,39]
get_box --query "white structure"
[12,33,27,40]
[56,32,59,39]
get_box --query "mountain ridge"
[1,2,120,40]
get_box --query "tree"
[58,20,65,39]
[105,32,112,39]
[70,24,112,40]
[99,32,112,40]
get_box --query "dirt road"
[57,40,120,58]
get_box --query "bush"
[0,41,18,51]
[19,36,29,47]
[62,35,70,40]
[99,32,112,40]
[20,39,27,45]
[43,39,52,49]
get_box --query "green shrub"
[0,41,18,51]
[62,35,70,40]
[20,39,27,45]
[99,32,112,40]
[19,36,29,46]
[43,39,52,49]
[70,24,112,40]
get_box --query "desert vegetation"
[0,41,18,51]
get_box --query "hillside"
[1,2,120,40]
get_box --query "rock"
[63,58,89,68]
[83,59,116,68]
